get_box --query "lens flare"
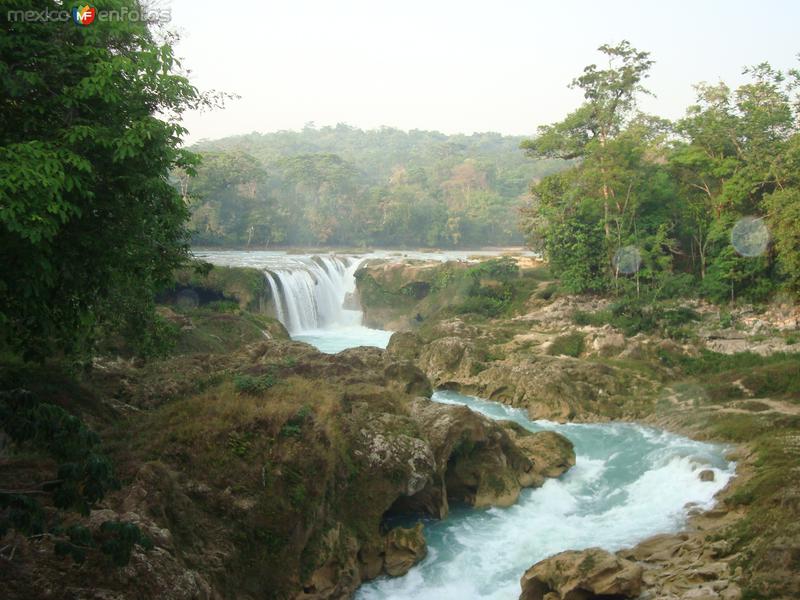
[731,216,769,257]
[613,246,642,275]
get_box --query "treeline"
[182,126,564,247]
[521,42,800,303]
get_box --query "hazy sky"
[168,0,800,143]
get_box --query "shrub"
[456,295,508,318]
[573,300,699,338]
[536,282,559,300]
[0,389,151,566]
[468,257,519,280]
[234,373,276,394]
[208,300,240,313]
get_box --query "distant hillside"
[184,125,565,247]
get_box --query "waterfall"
[265,255,363,333]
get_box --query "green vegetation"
[574,299,699,338]
[358,258,551,322]
[233,372,277,395]
[166,263,271,312]
[701,408,800,598]
[280,405,312,438]
[665,350,800,401]
[0,0,221,568]
[0,0,221,359]
[547,332,586,357]
[183,128,565,248]
[0,388,151,566]
[449,258,542,318]
[521,41,800,305]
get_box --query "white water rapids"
[357,391,734,599]
[193,249,736,600]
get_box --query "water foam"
[356,391,735,600]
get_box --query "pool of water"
[294,326,394,354]
[355,390,735,600]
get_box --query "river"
[196,249,735,600]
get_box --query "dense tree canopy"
[0,0,207,357]
[185,126,565,248]
[0,0,212,569]
[521,42,800,303]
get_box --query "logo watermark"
[73,5,95,26]
[7,5,171,25]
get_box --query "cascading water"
[264,255,394,352]
[192,249,394,352]
[264,255,362,333]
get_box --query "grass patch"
[547,332,585,357]
[280,405,312,438]
[716,426,800,598]
[664,350,800,400]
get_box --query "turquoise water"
[293,326,393,354]
[194,250,734,598]
[356,390,735,600]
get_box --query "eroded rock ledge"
[519,548,643,600]
[1,338,575,600]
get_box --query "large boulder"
[504,425,576,487]
[386,331,424,361]
[416,348,652,422]
[404,399,575,512]
[418,336,479,385]
[519,548,643,600]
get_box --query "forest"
[520,42,800,304]
[2,3,800,598]
[182,127,564,247]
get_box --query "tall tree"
[522,41,654,238]
[521,42,666,292]
[0,0,214,357]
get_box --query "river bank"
[2,253,797,600]
[354,256,800,600]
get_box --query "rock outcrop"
[519,548,643,600]
[1,335,575,600]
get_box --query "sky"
[166,0,800,143]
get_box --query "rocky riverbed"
[1,310,574,600]
[355,257,800,600]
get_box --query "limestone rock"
[519,548,643,600]
[504,425,576,487]
[591,331,626,355]
[383,360,432,396]
[295,525,361,600]
[384,523,427,576]
[417,336,474,384]
[386,331,424,361]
